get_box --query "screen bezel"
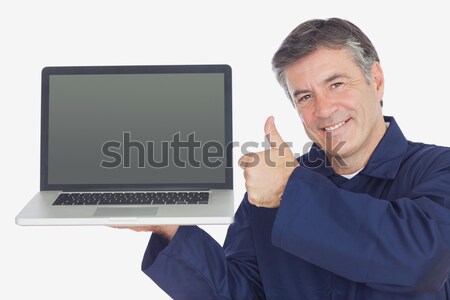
[40,64,233,191]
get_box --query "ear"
[371,62,384,103]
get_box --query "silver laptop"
[16,64,234,226]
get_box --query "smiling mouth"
[322,119,350,132]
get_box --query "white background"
[2,1,450,299]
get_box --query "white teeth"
[324,121,346,131]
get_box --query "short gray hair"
[272,18,380,105]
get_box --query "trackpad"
[94,207,158,217]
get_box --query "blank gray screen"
[47,73,226,184]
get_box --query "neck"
[331,154,370,175]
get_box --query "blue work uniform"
[142,116,450,300]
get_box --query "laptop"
[16,64,234,226]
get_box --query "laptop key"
[53,192,209,206]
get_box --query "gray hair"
[272,18,380,106]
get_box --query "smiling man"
[124,18,450,300]
[285,47,387,174]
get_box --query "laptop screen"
[40,65,232,191]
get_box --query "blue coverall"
[142,117,450,300]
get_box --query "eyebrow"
[292,73,351,98]
[323,73,351,84]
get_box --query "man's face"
[284,47,386,168]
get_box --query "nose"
[314,93,337,119]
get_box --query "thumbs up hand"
[238,116,299,208]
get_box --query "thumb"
[264,116,285,148]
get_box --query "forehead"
[284,47,360,85]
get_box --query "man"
[118,18,450,299]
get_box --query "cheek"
[297,106,314,124]
[298,110,320,139]
[297,110,313,131]
[332,88,357,105]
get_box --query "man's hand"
[111,225,179,241]
[238,116,299,208]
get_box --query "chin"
[325,142,351,161]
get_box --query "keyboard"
[52,192,209,206]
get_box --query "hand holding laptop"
[111,225,179,241]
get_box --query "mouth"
[321,118,350,132]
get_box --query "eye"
[294,94,312,106]
[331,82,343,89]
